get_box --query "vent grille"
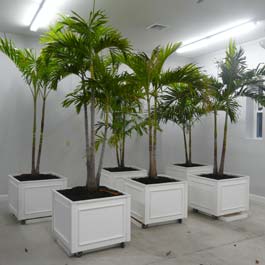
[146,24,168,31]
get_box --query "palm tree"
[35,53,58,174]
[209,40,265,178]
[0,38,57,175]
[96,69,145,169]
[122,45,205,178]
[158,80,207,166]
[41,8,130,191]
[109,112,146,169]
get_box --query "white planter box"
[52,190,131,256]
[166,163,213,181]
[188,173,249,217]
[101,166,147,192]
[124,175,188,227]
[8,174,67,222]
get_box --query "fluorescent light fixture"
[22,0,43,26]
[177,19,259,54]
[30,0,63,32]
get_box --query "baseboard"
[0,194,8,201]
[250,194,265,204]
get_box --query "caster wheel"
[142,224,148,229]
[178,219,183,224]
[192,209,199,213]
[120,242,125,248]
[20,220,26,225]
[73,252,83,258]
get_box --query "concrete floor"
[0,200,265,265]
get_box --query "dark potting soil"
[14,173,60,182]
[58,186,123,201]
[132,176,178,185]
[199,173,240,180]
[175,163,205,168]
[104,167,139,172]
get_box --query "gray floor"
[1,200,265,265]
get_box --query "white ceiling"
[0,0,265,57]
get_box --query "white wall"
[192,38,265,197]
[0,32,191,195]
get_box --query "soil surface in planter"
[200,173,240,180]
[175,163,204,167]
[132,176,178,185]
[104,167,140,172]
[59,186,123,201]
[14,173,60,182]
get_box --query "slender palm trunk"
[119,141,122,166]
[96,108,109,185]
[182,126,188,165]
[84,103,91,188]
[113,112,120,167]
[31,97,37,175]
[147,96,155,177]
[116,145,120,168]
[213,110,218,175]
[188,126,192,165]
[81,78,91,189]
[121,113,126,168]
[151,126,157,177]
[152,95,158,177]
[121,139,125,168]
[35,95,47,174]
[148,127,154,177]
[87,88,97,190]
[219,112,228,177]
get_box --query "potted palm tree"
[189,41,265,218]
[121,45,204,228]
[99,69,147,191]
[0,39,67,223]
[41,8,131,256]
[161,81,213,180]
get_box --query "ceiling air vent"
[146,24,168,31]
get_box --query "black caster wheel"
[20,220,26,225]
[120,242,125,248]
[178,219,183,224]
[73,252,83,258]
[212,215,218,220]
[142,224,148,229]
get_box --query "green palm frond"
[159,80,207,128]
[210,40,265,117]
[159,64,204,88]
[0,37,40,95]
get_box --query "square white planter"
[8,174,67,222]
[101,166,147,192]
[188,173,249,217]
[52,190,131,256]
[166,163,213,181]
[124,175,188,227]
